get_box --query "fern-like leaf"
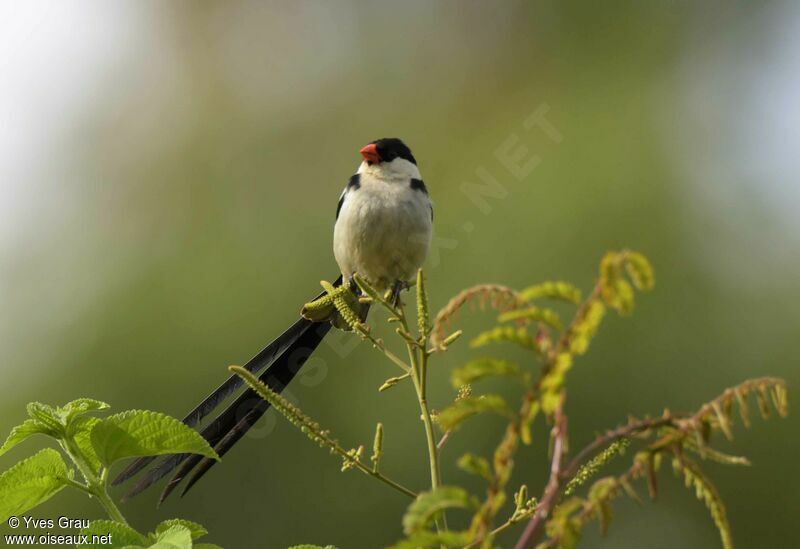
[470,326,540,352]
[519,281,582,304]
[673,456,732,549]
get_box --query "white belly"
[333,178,432,291]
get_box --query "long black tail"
[112,278,340,503]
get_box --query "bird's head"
[358,138,419,180]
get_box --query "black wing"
[336,174,360,220]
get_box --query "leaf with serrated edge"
[91,410,219,467]
[81,520,147,548]
[148,525,193,549]
[26,402,64,434]
[155,519,208,541]
[58,398,110,424]
[0,419,56,457]
[70,416,103,475]
[0,448,71,522]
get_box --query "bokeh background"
[1,2,798,548]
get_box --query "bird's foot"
[390,280,410,307]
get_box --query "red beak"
[360,143,380,164]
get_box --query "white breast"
[333,170,432,291]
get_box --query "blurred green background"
[1,1,798,548]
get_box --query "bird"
[112,137,433,503]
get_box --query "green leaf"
[155,519,208,541]
[437,395,513,432]
[598,250,655,315]
[614,279,635,315]
[58,398,110,424]
[288,546,338,549]
[567,301,606,356]
[519,281,582,304]
[451,358,528,388]
[587,478,618,535]
[193,545,225,549]
[673,457,732,549]
[497,306,563,331]
[1,400,110,458]
[521,399,541,445]
[545,497,585,548]
[624,252,655,292]
[0,419,56,457]
[91,410,219,467]
[149,525,193,549]
[0,448,71,522]
[457,453,492,481]
[69,416,103,475]
[599,251,632,314]
[81,520,147,548]
[402,487,474,535]
[390,530,471,549]
[26,402,64,435]
[469,326,539,351]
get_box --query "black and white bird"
[113,138,433,502]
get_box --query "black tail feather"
[167,321,333,501]
[148,384,272,502]
[120,453,189,502]
[179,406,265,498]
[181,317,315,428]
[113,317,316,487]
[115,277,341,500]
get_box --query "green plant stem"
[378,285,446,529]
[414,372,449,537]
[93,485,128,524]
[401,306,441,487]
[359,327,411,373]
[61,476,93,496]
[414,353,440,493]
[400,300,446,530]
[61,439,127,525]
[363,468,418,499]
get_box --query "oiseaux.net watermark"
[4,516,112,545]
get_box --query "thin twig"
[463,508,537,549]
[437,431,452,452]
[358,327,411,373]
[515,395,568,549]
